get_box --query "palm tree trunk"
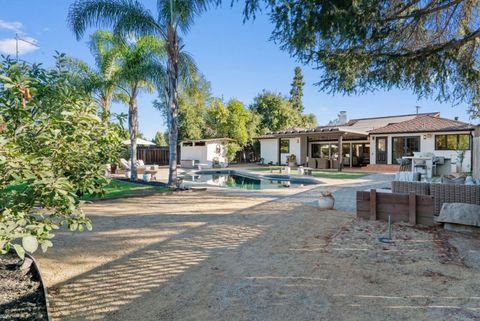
[167,24,180,187]
[101,97,111,124]
[128,91,138,181]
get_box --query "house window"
[280,139,290,153]
[435,134,470,150]
[194,141,205,146]
[392,136,420,164]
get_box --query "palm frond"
[156,0,218,34]
[68,0,161,40]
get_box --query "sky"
[0,0,475,139]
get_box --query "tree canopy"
[250,90,316,133]
[244,0,480,117]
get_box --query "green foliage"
[244,0,480,118]
[290,66,304,112]
[0,56,121,257]
[205,98,229,138]
[250,90,316,133]
[178,74,212,141]
[224,142,241,162]
[153,131,168,146]
[68,0,213,186]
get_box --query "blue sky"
[0,0,474,139]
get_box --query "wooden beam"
[369,189,377,220]
[338,135,343,172]
[349,143,353,168]
[408,192,416,225]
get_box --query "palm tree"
[115,35,165,181]
[65,30,122,123]
[68,0,210,187]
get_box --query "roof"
[368,115,475,134]
[180,138,234,144]
[256,112,440,139]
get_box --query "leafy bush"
[0,55,120,258]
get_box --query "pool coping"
[179,168,323,190]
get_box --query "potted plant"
[287,154,297,167]
[317,191,335,210]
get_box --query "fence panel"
[357,190,435,226]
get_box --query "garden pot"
[317,193,335,210]
[143,173,152,182]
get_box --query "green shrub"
[0,55,120,258]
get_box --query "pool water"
[181,171,319,190]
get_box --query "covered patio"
[258,126,370,171]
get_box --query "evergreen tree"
[289,66,304,113]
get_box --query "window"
[392,136,420,164]
[435,134,470,150]
[280,139,290,153]
[194,141,205,146]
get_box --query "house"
[257,112,476,173]
[180,138,233,168]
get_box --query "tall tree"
[65,30,122,123]
[153,131,168,146]
[250,91,297,133]
[69,0,212,187]
[244,0,480,117]
[115,36,164,181]
[290,66,304,113]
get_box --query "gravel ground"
[36,187,480,321]
[0,253,48,321]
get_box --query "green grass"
[80,180,172,201]
[310,171,369,179]
[249,167,369,179]
[4,180,172,201]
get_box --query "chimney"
[338,111,347,125]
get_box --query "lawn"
[250,167,369,179]
[80,180,172,201]
[4,180,172,202]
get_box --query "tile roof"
[368,115,474,134]
[256,112,441,139]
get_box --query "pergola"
[259,126,369,171]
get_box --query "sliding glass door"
[392,136,420,164]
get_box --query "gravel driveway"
[36,182,480,321]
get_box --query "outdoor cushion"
[442,175,465,185]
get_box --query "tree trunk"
[128,91,138,181]
[101,97,111,124]
[167,24,180,188]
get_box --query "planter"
[143,173,152,182]
[317,193,335,210]
[0,251,51,321]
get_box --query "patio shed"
[180,138,233,168]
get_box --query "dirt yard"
[36,190,480,321]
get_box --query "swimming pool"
[181,170,320,190]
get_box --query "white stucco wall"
[181,145,207,163]
[181,141,228,167]
[370,132,472,172]
[280,137,301,165]
[260,139,279,165]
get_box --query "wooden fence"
[137,147,169,165]
[357,189,435,226]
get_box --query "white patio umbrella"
[121,138,156,146]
